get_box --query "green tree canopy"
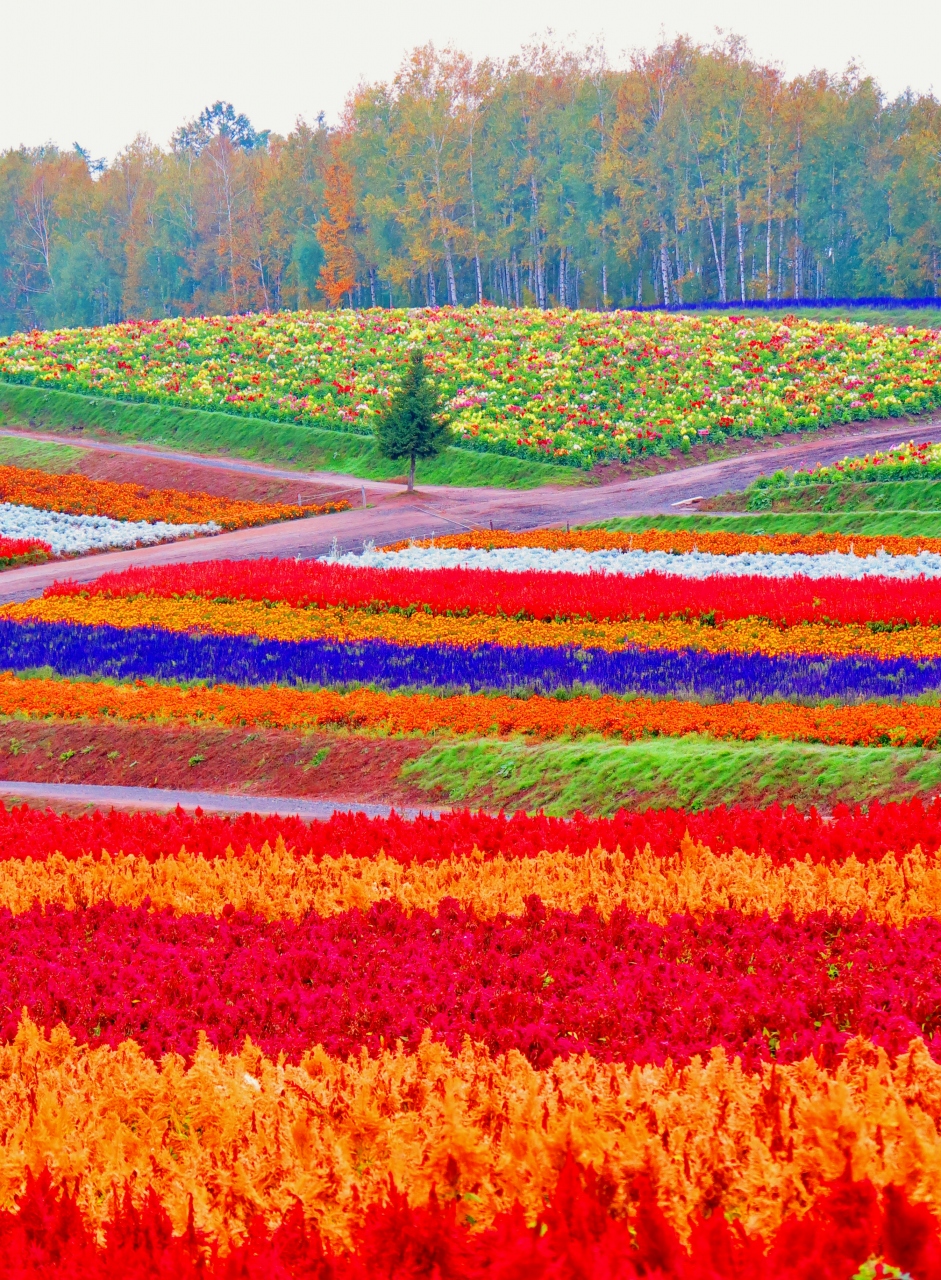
[375,349,451,490]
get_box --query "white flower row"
[325,544,941,581]
[0,503,219,555]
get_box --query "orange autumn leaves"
[0,463,349,529]
[0,672,939,750]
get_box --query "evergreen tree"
[375,349,450,491]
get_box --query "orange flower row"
[3,1015,940,1249]
[1,672,940,749]
[8,832,941,926]
[10,592,941,659]
[387,526,941,558]
[0,464,349,529]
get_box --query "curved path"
[0,416,939,603]
[0,780,444,819]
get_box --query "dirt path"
[0,427,404,498]
[0,780,444,818]
[1,416,939,603]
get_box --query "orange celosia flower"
[2,1016,940,1249]
[5,834,941,926]
[0,464,349,529]
[386,527,941,558]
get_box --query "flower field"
[5,527,941,1273]
[1,308,940,464]
[757,438,941,489]
[0,462,348,559]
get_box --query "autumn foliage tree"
[316,148,358,307]
[4,39,941,334]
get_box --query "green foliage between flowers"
[746,480,941,513]
[0,382,571,489]
[591,512,941,536]
[0,434,86,473]
[402,735,941,815]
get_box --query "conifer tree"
[375,349,450,491]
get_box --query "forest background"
[3,35,941,336]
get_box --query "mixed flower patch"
[2,530,941,1272]
[1,308,939,464]
[756,437,941,489]
[0,534,50,568]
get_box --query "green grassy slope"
[746,479,941,513]
[403,735,941,815]
[0,434,86,472]
[0,382,578,490]
[592,512,941,536]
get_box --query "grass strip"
[0,381,573,490]
[685,305,941,327]
[591,512,941,536]
[745,479,941,513]
[0,435,86,473]
[402,735,941,814]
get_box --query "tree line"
[2,37,940,334]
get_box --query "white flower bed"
[325,544,941,581]
[0,503,219,555]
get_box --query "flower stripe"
[4,835,941,926]
[331,543,941,581]
[4,901,941,1067]
[14,593,941,659]
[0,463,347,528]
[51,555,941,623]
[2,795,939,869]
[388,526,941,557]
[2,1016,941,1252]
[7,672,941,750]
[3,618,941,700]
[0,502,219,553]
[0,1164,934,1279]
[0,534,50,566]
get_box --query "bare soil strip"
[0,718,440,808]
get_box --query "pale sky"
[3,0,938,161]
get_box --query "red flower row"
[0,794,939,867]
[47,557,941,626]
[0,534,51,566]
[1,1164,934,1280]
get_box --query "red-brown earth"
[0,718,443,807]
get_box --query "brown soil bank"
[0,719,439,808]
[3,719,941,818]
[74,450,354,507]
